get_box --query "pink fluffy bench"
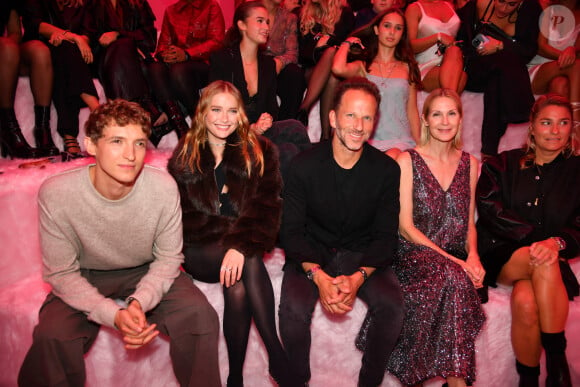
[2,77,578,387]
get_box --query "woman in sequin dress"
[387,88,486,386]
[332,8,422,158]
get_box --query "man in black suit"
[279,77,404,387]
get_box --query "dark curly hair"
[85,99,151,142]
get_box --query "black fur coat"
[167,133,282,258]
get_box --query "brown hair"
[175,80,264,176]
[332,77,381,113]
[420,88,463,149]
[520,93,576,168]
[85,99,151,143]
[350,8,422,88]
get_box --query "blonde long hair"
[300,0,343,36]
[175,81,264,176]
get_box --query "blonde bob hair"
[419,88,463,149]
[175,80,264,176]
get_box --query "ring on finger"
[226,267,233,272]
[220,266,227,271]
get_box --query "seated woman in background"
[378,89,485,387]
[296,0,354,139]
[457,0,542,157]
[527,0,579,125]
[0,1,57,159]
[210,1,310,180]
[332,8,421,158]
[405,0,466,93]
[167,80,294,387]
[146,0,225,144]
[22,0,100,159]
[476,94,579,387]
[90,0,170,146]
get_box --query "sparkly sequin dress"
[386,149,485,385]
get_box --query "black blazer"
[280,140,401,269]
[209,45,279,123]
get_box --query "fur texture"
[167,134,282,258]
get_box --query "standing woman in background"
[0,1,57,159]
[23,0,100,159]
[168,80,293,387]
[457,0,542,157]
[296,0,354,139]
[405,0,466,93]
[476,94,579,387]
[332,9,421,158]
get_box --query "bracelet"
[342,40,353,47]
[306,265,322,281]
[126,296,139,306]
[358,267,368,282]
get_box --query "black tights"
[183,243,288,386]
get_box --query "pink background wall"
[149,0,234,30]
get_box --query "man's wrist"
[126,296,140,307]
[551,236,566,251]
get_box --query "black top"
[209,45,279,123]
[281,140,401,269]
[88,0,157,55]
[22,0,91,42]
[298,6,355,68]
[476,148,580,260]
[456,0,542,63]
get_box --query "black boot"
[0,108,43,159]
[542,331,572,387]
[164,100,189,140]
[516,360,540,387]
[33,106,60,157]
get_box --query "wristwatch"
[552,237,566,251]
[358,268,368,282]
[126,296,139,306]
[306,266,322,281]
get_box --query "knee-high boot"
[0,108,42,159]
[33,106,59,156]
[140,98,171,148]
[164,101,189,140]
[542,331,572,387]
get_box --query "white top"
[414,1,460,77]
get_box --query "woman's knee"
[511,281,539,328]
[443,45,463,65]
[549,75,570,97]
[0,37,20,66]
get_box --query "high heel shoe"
[0,108,43,159]
[61,135,85,161]
[33,106,60,157]
[149,123,172,148]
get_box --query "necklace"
[375,60,398,79]
[208,141,227,147]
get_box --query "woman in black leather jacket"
[476,94,579,387]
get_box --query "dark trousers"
[276,63,306,120]
[465,50,534,155]
[279,250,404,387]
[18,266,221,387]
[97,38,150,102]
[50,41,98,138]
[146,59,209,115]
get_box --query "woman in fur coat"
[167,80,292,387]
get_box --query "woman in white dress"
[406,0,466,93]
